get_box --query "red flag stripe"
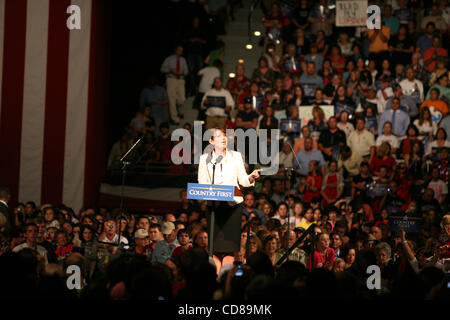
[84,0,110,207]
[41,0,71,205]
[0,0,27,206]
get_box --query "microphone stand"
[276,223,316,266]
[117,136,143,246]
[209,162,217,257]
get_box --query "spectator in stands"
[383,4,400,35]
[226,64,250,104]
[379,97,410,137]
[304,44,324,74]
[321,160,344,207]
[370,142,397,177]
[295,137,326,177]
[318,116,346,162]
[385,84,418,118]
[201,77,235,129]
[368,16,390,68]
[376,121,399,153]
[195,60,222,113]
[152,222,178,265]
[309,0,334,37]
[421,4,448,33]
[139,75,169,136]
[347,117,376,163]
[55,231,73,262]
[400,66,424,106]
[414,107,437,139]
[252,57,275,91]
[416,22,436,56]
[299,62,324,101]
[242,193,266,225]
[160,45,188,125]
[307,233,336,270]
[424,35,449,74]
[171,229,192,258]
[235,97,259,130]
[12,223,48,265]
[98,219,129,249]
[426,128,450,157]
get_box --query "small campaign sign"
[336,0,368,27]
[388,214,423,233]
[187,183,235,201]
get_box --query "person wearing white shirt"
[399,67,424,105]
[348,117,376,162]
[13,223,48,265]
[337,110,355,138]
[198,61,222,95]
[98,219,129,250]
[376,78,394,114]
[201,77,235,129]
[198,128,261,253]
[376,121,400,153]
[279,141,294,169]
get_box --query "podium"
[187,183,236,255]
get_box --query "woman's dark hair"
[409,140,424,157]
[275,202,288,213]
[435,127,448,140]
[80,224,96,243]
[177,228,189,239]
[407,123,419,137]
[258,56,269,67]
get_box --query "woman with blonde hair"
[307,106,327,140]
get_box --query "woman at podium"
[198,127,261,256]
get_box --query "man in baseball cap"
[151,222,178,265]
[134,228,151,257]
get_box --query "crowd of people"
[1,0,450,300]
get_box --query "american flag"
[0,0,109,212]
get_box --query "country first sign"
[187,183,235,201]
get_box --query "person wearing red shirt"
[226,64,250,104]
[171,228,192,257]
[307,233,336,270]
[327,45,346,74]
[423,35,448,73]
[303,160,323,204]
[369,142,396,177]
[55,231,73,262]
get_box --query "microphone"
[215,155,223,165]
[212,155,223,184]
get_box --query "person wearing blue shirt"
[151,222,179,265]
[378,97,410,137]
[139,76,169,136]
[385,85,418,118]
[299,62,324,100]
[383,5,400,35]
[416,22,435,56]
[241,193,267,225]
[295,137,326,176]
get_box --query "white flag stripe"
[0,0,5,126]
[63,0,92,210]
[18,0,50,205]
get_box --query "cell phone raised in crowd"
[235,263,244,277]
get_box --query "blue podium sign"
[187,183,235,201]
